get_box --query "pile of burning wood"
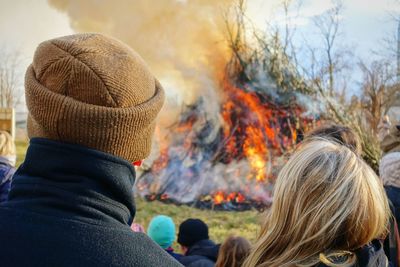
[136,15,321,210]
[136,76,316,211]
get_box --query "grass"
[135,197,261,249]
[15,139,262,250]
[15,139,28,167]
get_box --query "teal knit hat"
[147,215,176,249]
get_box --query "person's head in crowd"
[178,218,209,254]
[380,124,400,155]
[148,215,176,249]
[306,123,361,155]
[26,34,164,165]
[0,131,16,166]
[177,218,219,266]
[380,125,400,188]
[0,130,16,203]
[244,139,390,267]
[378,115,392,142]
[215,236,251,267]
[379,107,400,142]
[378,116,400,265]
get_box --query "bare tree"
[0,48,23,108]
[280,0,303,59]
[359,60,400,132]
[223,0,250,83]
[312,0,348,97]
[223,0,390,171]
[288,0,385,170]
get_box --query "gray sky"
[0,0,72,65]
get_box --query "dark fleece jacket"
[179,239,219,267]
[0,138,182,267]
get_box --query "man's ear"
[181,245,188,255]
[133,160,143,167]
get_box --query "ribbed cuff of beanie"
[25,65,165,162]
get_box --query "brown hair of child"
[215,236,251,267]
[306,123,361,155]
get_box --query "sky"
[247,0,399,59]
[0,0,72,65]
[1,0,398,65]
[0,0,399,113]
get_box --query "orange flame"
[214,191,225,205]
[236,192,245,203]
[221,80,274,182]
[226,192,246,203]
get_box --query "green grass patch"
[15,139,28,167]
[135,197,261,250]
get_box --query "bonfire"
[137,70,316,211]
[135,3,321,211]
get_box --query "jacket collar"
[187,239,219,261]
[7,138,136,226]
[318,240,388,267]
[0,155,15,167]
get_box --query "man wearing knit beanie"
[0,33,181,267]
[177,219,219,267]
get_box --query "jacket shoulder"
[115,231,183,266]
[180,255,214,267]
[0,208,182,267]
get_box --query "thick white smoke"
[48,0,234,127]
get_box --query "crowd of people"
[0,33,398,266]
[131,216,250,267]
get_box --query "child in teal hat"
[147,215,182,261]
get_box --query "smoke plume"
[48,0,234,126]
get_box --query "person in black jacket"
[0,33,181,267]
[0,130,16,202]
[177,218,219,267]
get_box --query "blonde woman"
[307,124,399,265]
[244,139,390,267]
[0,131,16,202]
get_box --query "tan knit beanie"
[25,33,164,163]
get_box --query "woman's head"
[244,139,390,267]
[215,236,251,267]
[306,124,361,155]
[0,131,15,158]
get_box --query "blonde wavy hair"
[0,131,15,157]
[244,139,390,267]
